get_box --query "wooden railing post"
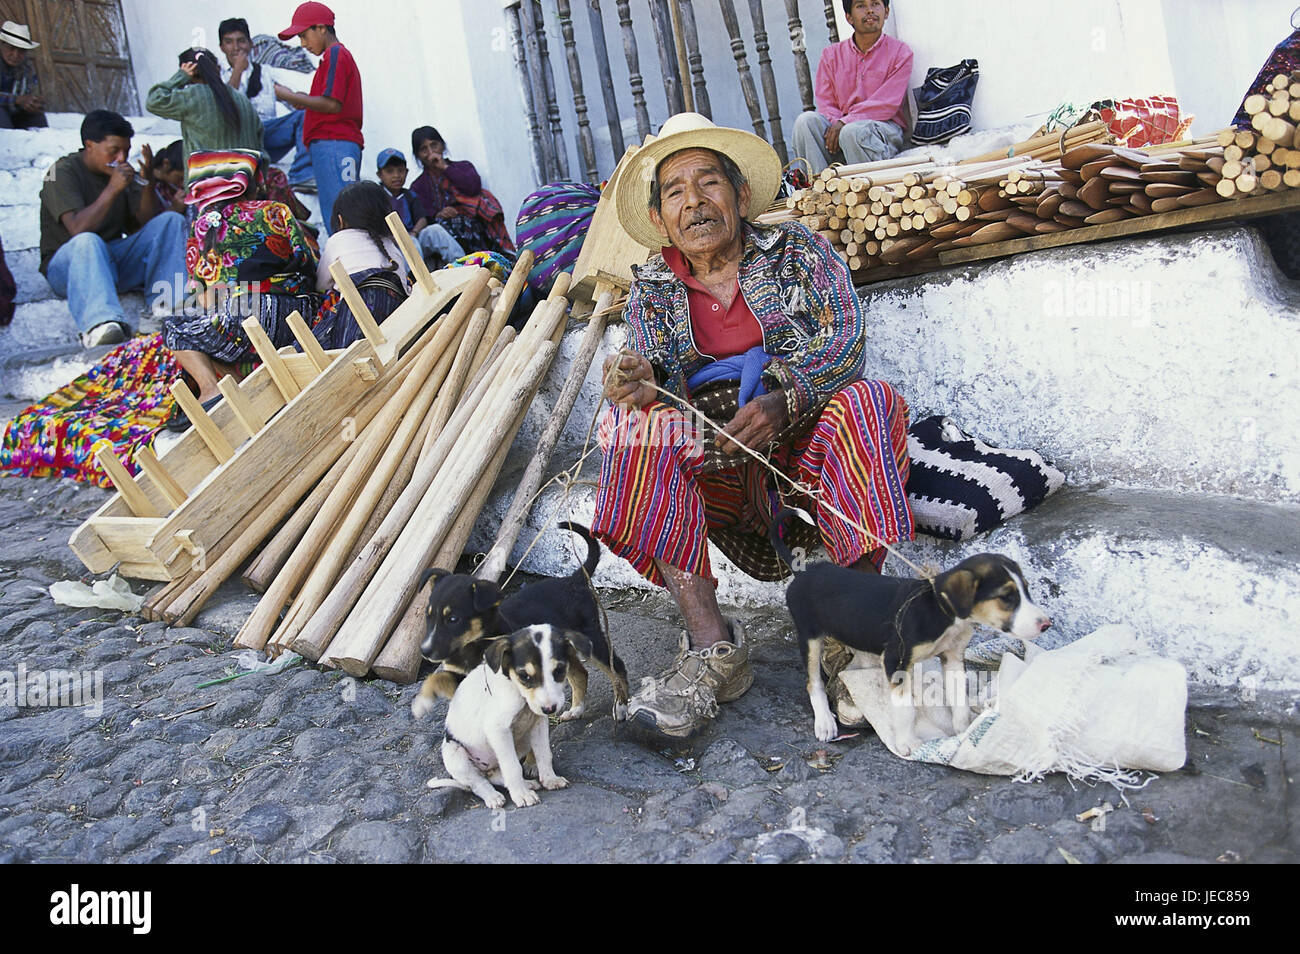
[785,0,815,113]
[510,1,555,181]
[717,0,766,139]
[824,0,839,44]
[748,0,788,163]
[587,0,626,156]
[616,0,652,140]
[523,0,570,180]
[676,0,711,119]
[648,0,685,115]
[557,0,599,182]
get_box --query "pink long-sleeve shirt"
[815,33,913,128]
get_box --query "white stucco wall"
[118,0,1300,234]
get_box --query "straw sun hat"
[615,112,782,250]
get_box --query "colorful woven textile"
[185,199,317,293]
[516,182,599,293]
[450,249,512,281]
[0,334,181,487]
[625,222,866,432]
[310,266,406,349]
[592,379,912,583]
[185,148,263,213]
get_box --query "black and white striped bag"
[906,415,1064,541]
[911,59,979,145]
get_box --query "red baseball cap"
[277,1,335,40]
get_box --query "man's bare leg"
[174,349,227,402]
[654,559,729,649]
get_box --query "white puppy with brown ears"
[423,624,590,809]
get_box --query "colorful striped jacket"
[624,221,865,430]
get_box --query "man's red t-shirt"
[303,42,363,148]
[662,245,764,360]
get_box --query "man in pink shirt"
[792,0,913,173]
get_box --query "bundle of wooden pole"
[213,246,571,683]
[759,121,1115,276]
[758,115,1300,277]
[1227,70,1300,192]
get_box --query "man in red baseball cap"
[274,2,363,235]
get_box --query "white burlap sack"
[837,624,1187,785]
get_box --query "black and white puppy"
[411,522,629,722]
[426,625,588,809]
[771,509,1052,753]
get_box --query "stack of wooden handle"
[757,121,1114,273]
[1230,70,1300,193]
[760,97,1300,280]
[133,207,618,685]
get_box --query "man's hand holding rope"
[718,391,787,455]
[601,352,657,409]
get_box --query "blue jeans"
[263,109,312,185]
[417,223,466,265]
[308,139,362,236]
[45,211,187,334]
[791,111,905,174]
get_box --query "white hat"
[0,21,39,50]
[615,112,782,250]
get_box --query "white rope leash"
[500,349,932,586]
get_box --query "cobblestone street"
[0,475,1295,864]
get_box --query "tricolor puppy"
[771,509,1052,753]
[426,625,587,809]
[411,522,629,722]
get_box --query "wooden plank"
[242,318,302,401]
[571,145,652,299]
[935,189,1300,268]
[328,261,387,352]
[287,310,331,372]
[144,336,384,571]
[86,516,169,569]
[370,273,468,366]
[217,375,266,438]
[67,520,117,576]
[134,447,187,511]
[168,381,235,463]
[74,358,293,523]
[384,211,437,296]
[93,445,160,518]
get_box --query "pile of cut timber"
[757,121,1114,274]
[1231,69,1300,192]
[761,105,1300,281]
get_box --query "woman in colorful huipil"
[164,149,320,429]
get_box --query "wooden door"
[0,0,138,115]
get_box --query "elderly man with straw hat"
[596,112,914,740]
[1,20,46,129]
